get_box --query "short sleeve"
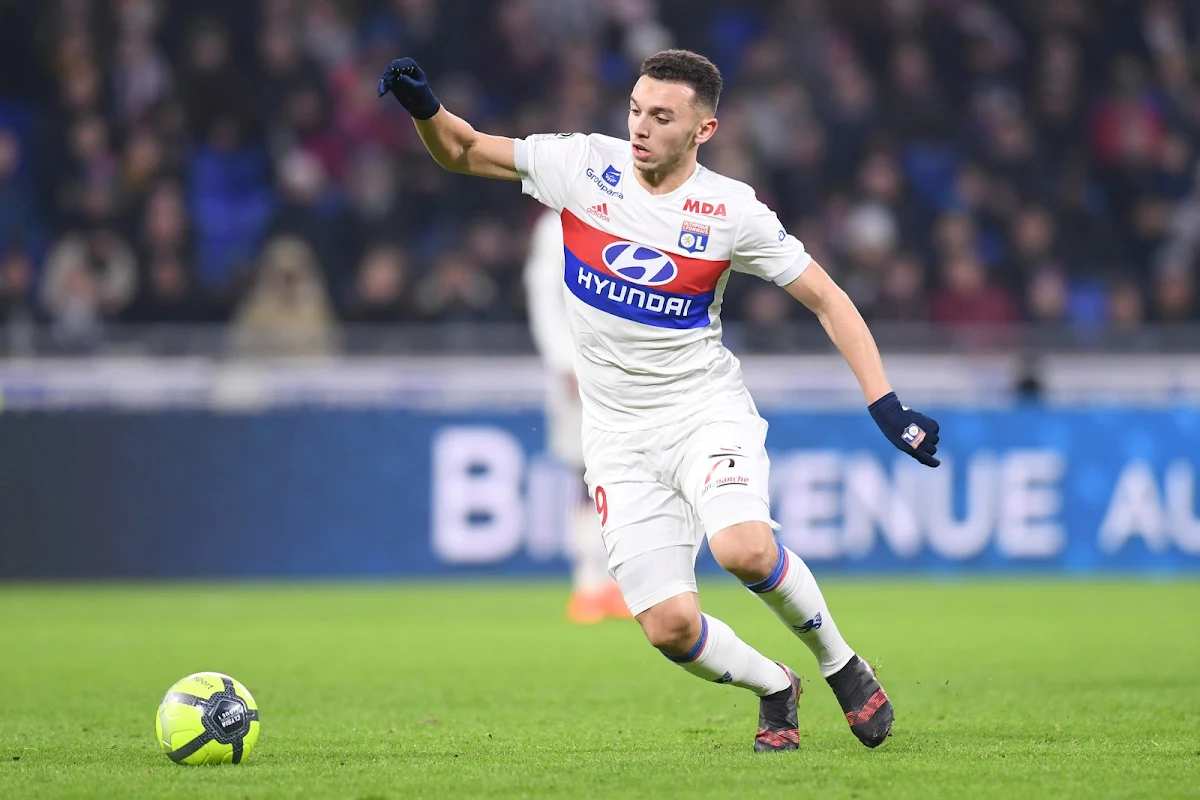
[732,197,811,286]
[513,133,590,212]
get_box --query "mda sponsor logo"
[683,198,727,217]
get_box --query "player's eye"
[656,117,669,125]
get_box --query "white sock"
[664,614,791,696]
[569,503,611,591]
[745,543,855,678]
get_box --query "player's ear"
[695,115,718,146]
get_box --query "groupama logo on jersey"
[586,167,624,199]
[601,242,678,286]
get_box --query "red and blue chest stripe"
[560,210,731,329]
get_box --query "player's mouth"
[631,143,651,160]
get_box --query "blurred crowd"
[0,0,1199,354]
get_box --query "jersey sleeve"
[731,196,812,286]
[513,133,590,212]
[523,209,575,374]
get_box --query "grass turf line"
[1,580,1198,799]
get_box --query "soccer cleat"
[567,583,631,624]
[753,663,801,752]
[566,588,609,624]
[567,582,632,624]
[826,655,893,748]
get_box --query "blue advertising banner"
[1,407,1198,578]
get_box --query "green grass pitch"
[1,579,1198,799]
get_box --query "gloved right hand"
[867,391,941,467]
[377,57,442,120]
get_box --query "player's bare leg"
[630,589,799,752]
[709,520,894,748]
[567,501,630,623]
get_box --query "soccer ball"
[155,672,260,765]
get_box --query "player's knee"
[636,595,702,654]
[642,612,701,653]
[709,521,778,583]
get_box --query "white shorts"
[582,391,779,613]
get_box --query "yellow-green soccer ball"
[155,672,260,765]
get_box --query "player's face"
[628,76,717,175]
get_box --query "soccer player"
[379,49,941,752]
[524,207,632,623]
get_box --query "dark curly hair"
[639,49,723,113]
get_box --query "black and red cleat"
[826,655,893,748]
[753,664,801,752]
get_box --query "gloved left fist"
[377,57,441,120]
[868,392,941,467]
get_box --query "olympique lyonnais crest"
[678,221,711,254]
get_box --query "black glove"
[868,392,941,467]
[377,57,441,120]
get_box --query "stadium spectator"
[873,251,930,324]
[346,243,415,323]
[1151,254,1197,322]
[267,148,358,302]
[0,244,38,325]
[1109,278,1148,331]
[41,229,139,321]
[229,234,338,357]
[0,0,1197,343]
[413,249,501,322]
[930,251,1019,327]
[124,253,212,324]
[0,130,43,266]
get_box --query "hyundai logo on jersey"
[601,242,678,286]
[560,210,730,329]
[602,165,622,186]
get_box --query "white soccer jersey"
[513,133,811,432]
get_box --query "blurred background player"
[524,207,631,623]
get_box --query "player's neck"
[633,157,698,196]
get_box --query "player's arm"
[734,198,942,467]
[378,58,519,180]
[782,262,891,404]
[413,109,519,180]
[782,263,941,466]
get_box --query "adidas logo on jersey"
[586,203,610,222]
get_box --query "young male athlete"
[379,49,942,752]
[525,207,632,623]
